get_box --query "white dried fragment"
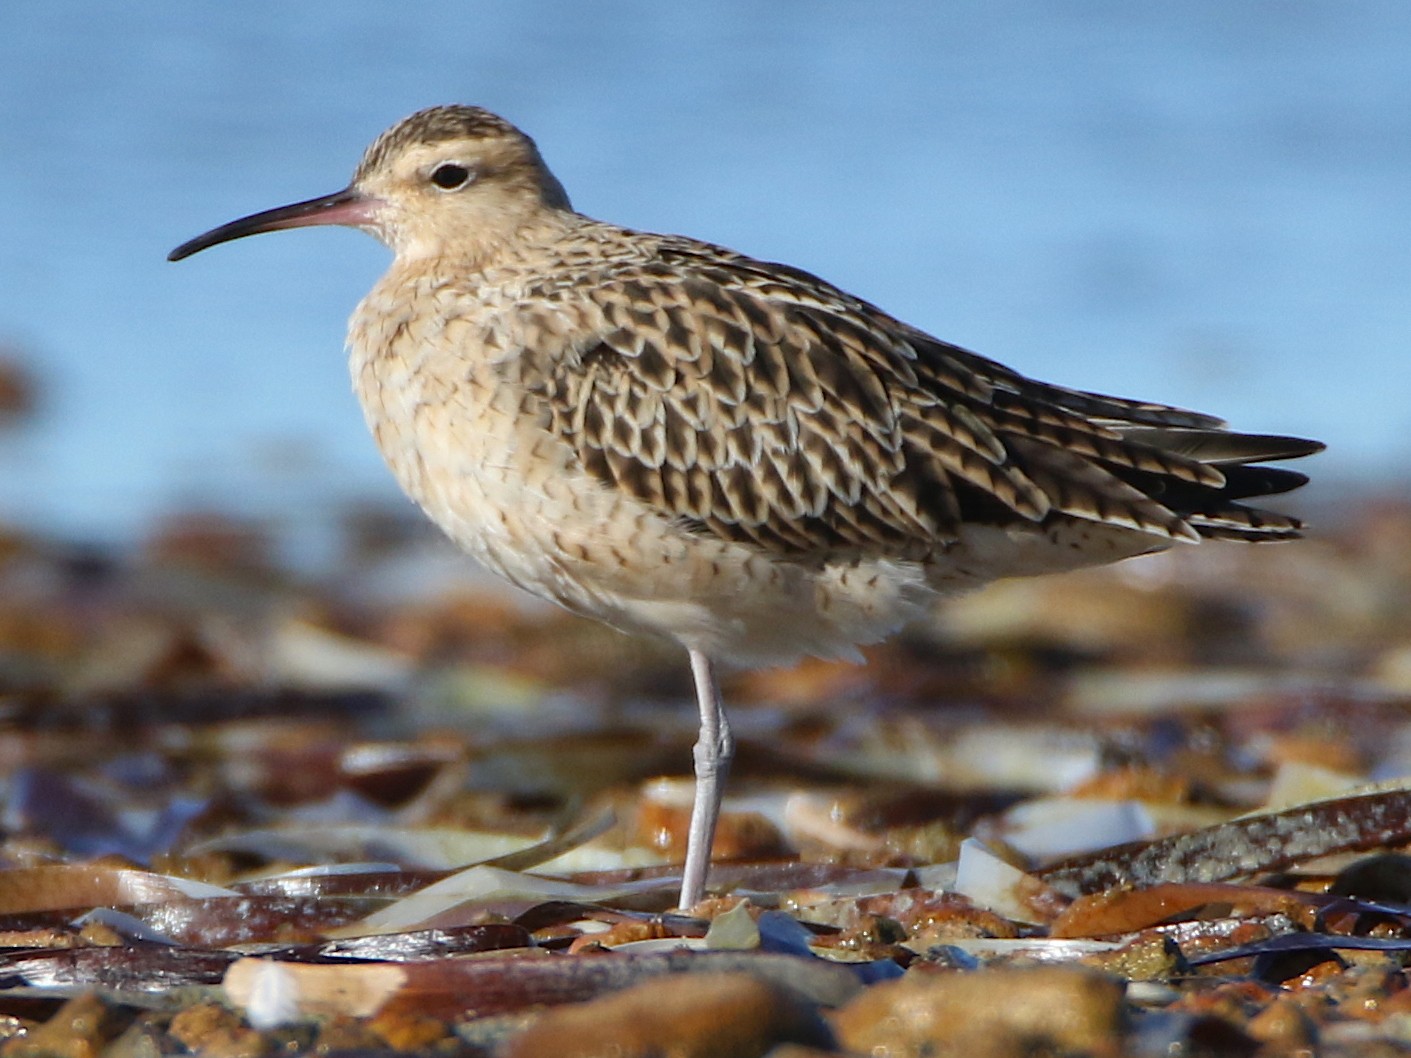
[225,958,407,1026]
[953,838,1047,924]
[229,959,302,1030]
[1001,797,1156,862]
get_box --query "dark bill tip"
[168,187,375,262]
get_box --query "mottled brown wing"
[537,241,1312,557]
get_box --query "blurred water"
[1,1,1408,544]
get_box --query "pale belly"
[346,291,1175,665]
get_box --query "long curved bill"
[168,187,376,262]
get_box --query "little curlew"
[170,105,1323,910]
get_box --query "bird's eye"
[430,163,473,190]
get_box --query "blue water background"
[1,1,1408,543]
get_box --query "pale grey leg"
[678,649,734,910]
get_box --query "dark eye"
[430,163,472,190]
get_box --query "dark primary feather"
[537,236,1322,559]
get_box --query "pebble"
[831,965,1124,1058]
[1,995,122,1058]
[502,971,833,1058]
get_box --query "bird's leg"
[678,649,734,911]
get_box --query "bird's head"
[169,105,572,265]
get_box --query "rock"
[166,1003,266,1058]
[502,971,833,1058]
[831,965,1124,1058]
[308,1015,386,1053]
[367,1008,454,1051]
[2,995,125,1058]
[102,1020,170,1058]
[1245,997,1317,1050]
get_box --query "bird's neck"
[394,206,581,276]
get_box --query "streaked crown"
[353,105,526,183]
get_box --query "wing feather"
[529,236,1319,558]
